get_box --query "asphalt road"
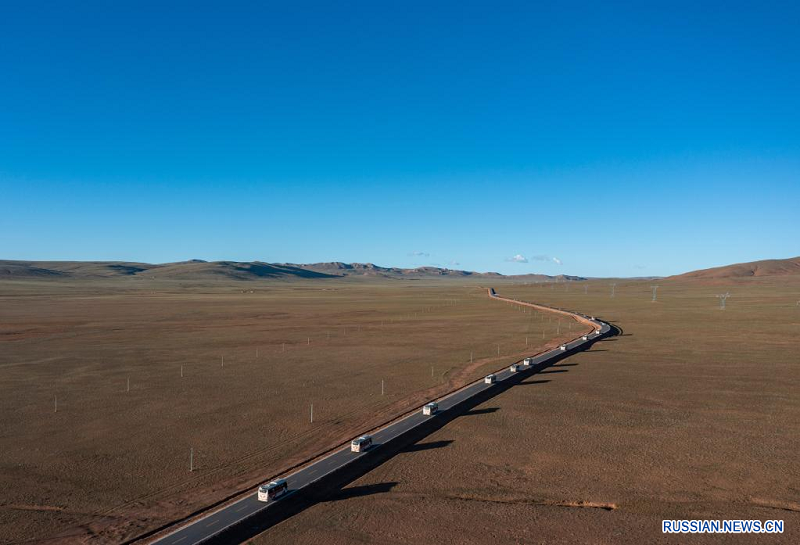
[151,290,612,545]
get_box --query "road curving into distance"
[145,288,614,545]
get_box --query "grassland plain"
[255,277,800,544]
[0,276,587,544]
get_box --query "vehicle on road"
[351,435,373,452]
[559,344,567,351]
[423,402,439,415]
[257,479,288,502]
[582,334,588,340]
[523,357,533,366]
[509,364,519,373]
[484,374,496,384]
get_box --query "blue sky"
[1,1,798,277]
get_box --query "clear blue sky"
[1,1,798,277]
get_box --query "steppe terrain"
[257,276,800,544]
[0,274,586,543]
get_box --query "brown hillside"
[669,256,800,280]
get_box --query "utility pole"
[181,365,184,378]
[189,448,194,472]
[651,285,659,302]
[310,403,314,423]
[381,379,384,395]
[127,377,130,393]
[54,395,57,413]
[611,283,616,298]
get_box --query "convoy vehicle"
[351,435,373,452]
[484,374,496,384]
[257,479,288,502]
[509,364,519,372]
[559,344,567,351]
[423,402,439,415]
[523,357,533,366]
[582,334,589,340]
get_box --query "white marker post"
[310,403,314,423]
[189,448,194,472]
[381,379,384,396]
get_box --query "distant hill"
[670,256,800,280]
[0,260,586,282]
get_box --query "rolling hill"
[0,260,585,282]
[669,256,800,280]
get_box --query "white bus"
[351,435,373,452]
[257,479,288,502]
[423,402,438,415]
[509,364,519,373]
[484,374,496,384]
[523,357,533,366]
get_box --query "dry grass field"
[0,276,587,544]
[255,277,800,544]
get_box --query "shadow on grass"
[327,482,398,502]
[401,440,454,452]
[463,407,499,416]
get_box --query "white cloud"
[449,260,460,267]
[531,254,563,265]
[409,251,430,257]
[506,254,529,263]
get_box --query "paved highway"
[150,289,612,545]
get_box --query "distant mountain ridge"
[669,256,800,279]
[0,260,586,282]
